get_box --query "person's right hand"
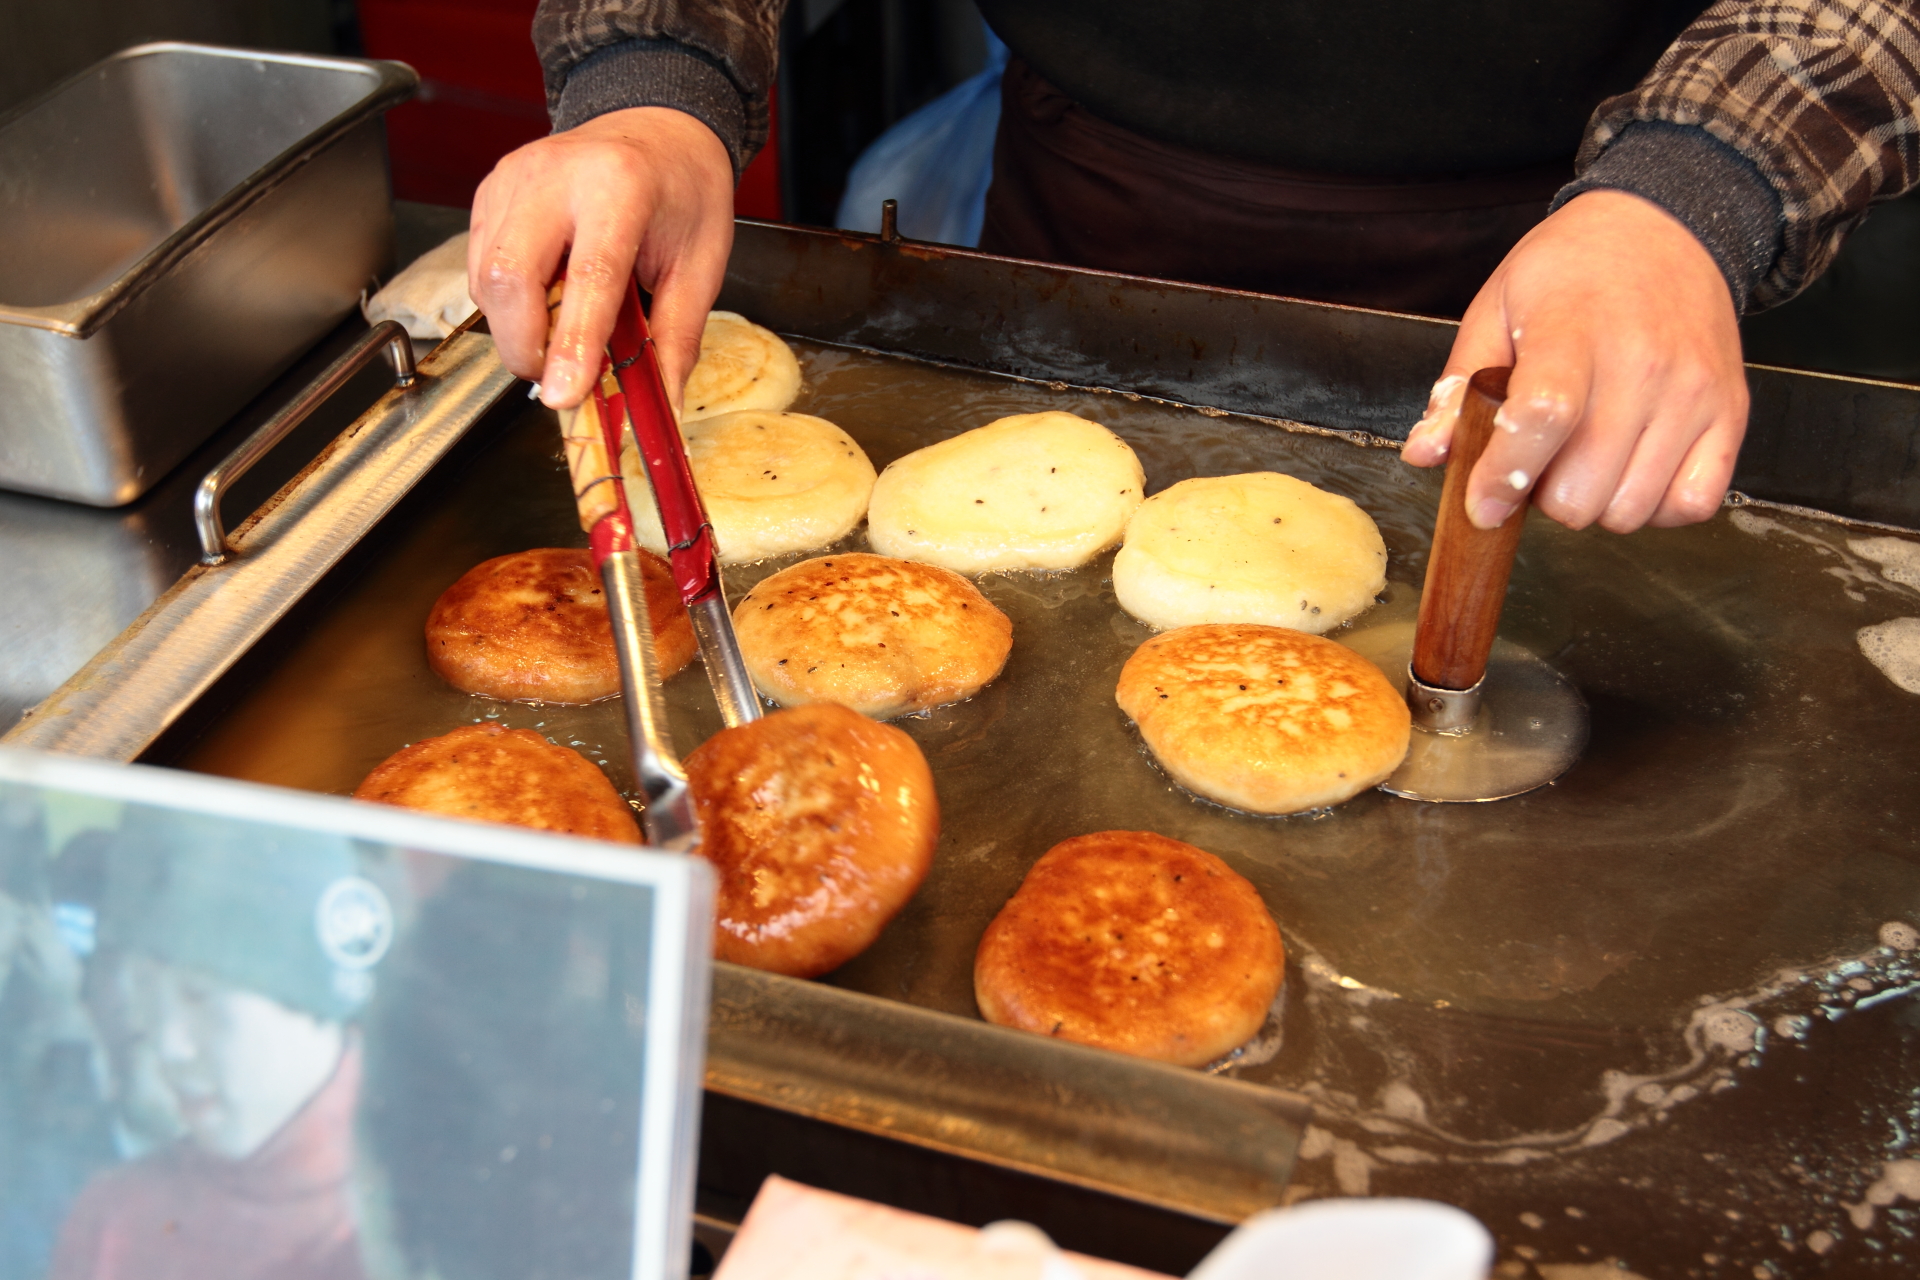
[469,106,736,412]
[1400,190,1747,533]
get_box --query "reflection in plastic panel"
[0,784,659,1280]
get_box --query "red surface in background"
[735,97,781,221]
[359,0,781,218]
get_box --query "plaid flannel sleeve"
[532,0,785,176]
[1580,0,1920,309]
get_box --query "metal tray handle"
[195,321,416,565]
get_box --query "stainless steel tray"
[11,223,1920,1272]
[0,43,416,506]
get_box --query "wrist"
[1552,121,1782,315]
[554,39,750,178]
[1553,189,1732,301]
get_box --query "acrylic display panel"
[0,746,711,1280]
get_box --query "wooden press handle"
[1411,367,1525,692]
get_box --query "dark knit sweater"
[531,0,1920,312]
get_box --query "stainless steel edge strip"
[705,964,1310,1224]
[2,330,515,759]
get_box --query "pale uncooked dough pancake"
[685,703,940,978]
[622,410,877,564]
[866,412,1145,573]
[682,310,802,421]
[974,831,1284,1067]
[733,553,1013,718]
[1113,472,1387,634]
[1116,623,1410,813]
[354,723,640,843]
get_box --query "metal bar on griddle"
[707,964,1310,1224]
[195,321,416,564]
[2,322,513,760]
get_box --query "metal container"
[0,43,416,506]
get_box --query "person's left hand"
[1400,189,1749,533]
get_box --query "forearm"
[533,0,788,175]
[1569,0,1920,312]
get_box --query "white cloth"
[714,1177,1168,1280]
[362,232,475,341]
[1186,1199,1493,1280]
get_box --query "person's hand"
[1401,189,1748,532]
[469,106,735,411]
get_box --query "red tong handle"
[584,370,636,566]
[608,278,722,607]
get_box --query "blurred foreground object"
[1186,1199,1492,1280]
[714,1175,1169,1279]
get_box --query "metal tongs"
[601,278,762,731]
[564,355,698,849]
[562,280,761,848]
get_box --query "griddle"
[12,221,1920,1277]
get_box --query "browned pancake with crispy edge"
[425,547,695,704]
[684,703,940,977]
[732,553,1013,718]
[973,831,1284,1067]
[353,722,640,843]
[1115,623,1410,813]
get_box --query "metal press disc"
[1344,621,1589,803]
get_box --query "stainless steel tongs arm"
[554,271,703,852]
[601,549,699,850]
[607,279,762,729]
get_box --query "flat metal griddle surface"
[172,340,1920,1277]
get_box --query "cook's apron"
[979,56,1573,318]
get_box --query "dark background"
[0,2,1913,384]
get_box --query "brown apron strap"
[979,56,1570,318]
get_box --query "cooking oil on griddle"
[169,339,1920,1278]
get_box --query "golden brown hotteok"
[1116,622,1410,813]
[684,703,940,978]
[353,722,641,844]
[425,547,695,704]
[733,553,1013,719]
[974,830,1284,1067]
